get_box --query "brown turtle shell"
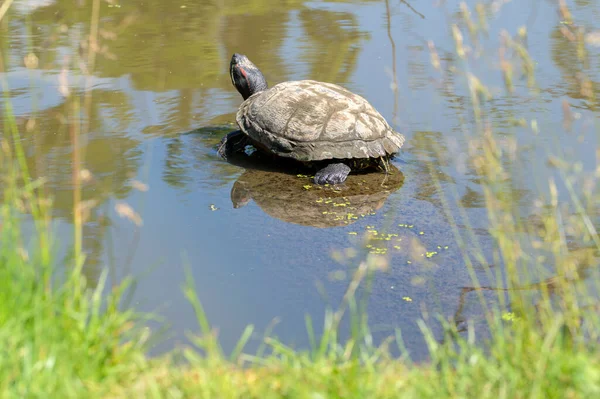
[236,80,405,162]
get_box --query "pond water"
[1,0,598,360]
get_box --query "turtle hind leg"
[217,130,247,160]
[314,163,351,185]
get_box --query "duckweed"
[369,247,388,255]
[367,231,398,242]
[502,312,521,322]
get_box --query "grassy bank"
[2,0,600,398]
[1,101,599,398]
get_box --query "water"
[1,0,598,360]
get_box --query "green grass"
[0,144,149,397]
[1,0,600,397]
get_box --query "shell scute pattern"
[236,80,405,161]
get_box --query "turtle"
[218,53,405,185]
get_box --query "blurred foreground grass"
[1,0,600,398]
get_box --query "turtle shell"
[236,80,405,162]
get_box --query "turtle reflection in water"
[230,165,404,228]
[219,53,405,185]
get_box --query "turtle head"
[230,53,268,100]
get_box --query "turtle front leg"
[314,163,351,185]
[217,130,247,160]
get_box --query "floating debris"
[402,296,413,302]
[209,204,218,211]
[348,232,358,235]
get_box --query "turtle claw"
[314,163,351,185]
